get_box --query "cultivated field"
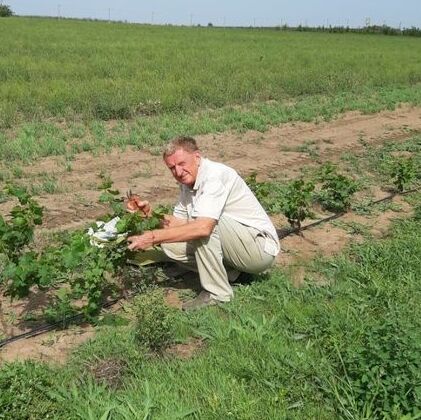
[0,17,420,419]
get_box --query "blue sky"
[5,0,421,28]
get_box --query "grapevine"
[0,184,168,318]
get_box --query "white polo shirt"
[173,158,280,256]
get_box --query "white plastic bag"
[87,216,126,248]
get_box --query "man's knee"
[161,242,187,261]
[161,242,197,265]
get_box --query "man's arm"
[127,217,216,251]
[161,214,188,229]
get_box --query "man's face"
[164,148,201,187]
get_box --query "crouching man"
[127,136,280,310]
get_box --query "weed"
[1,214,420,419]
[403,191,421,207]
[315,162,359,212]
[31,177,61,195]
[0,191,9,204]
[132,164,153,179]
[332,220,371,236]
[133,288,177,352]
[390,157,417,192]
[373,200,403,213]
[69,123,86,139]
[44,288,78,326]
[414,203,421,220]
[296,140,320,159]
[0,361,60,418]
[11,165,24,179]
[336,318,421,417]
[97,171,113,190]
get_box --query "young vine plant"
[0,181,168,320]
[315,162,359,213]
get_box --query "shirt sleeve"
[191,179,229,220]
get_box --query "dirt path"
[0,105,420,364]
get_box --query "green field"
[1,18,421,163]
[1,17,421,129]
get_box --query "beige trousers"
[161,215,276,302]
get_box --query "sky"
[4,0,421,28]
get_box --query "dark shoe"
[182,291,219,311]
[233,272,253,284]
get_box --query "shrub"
[133,289,176,351]
[316,163,358,212]
[245,172,272,203]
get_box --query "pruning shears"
[126,189,134,200]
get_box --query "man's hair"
[162,136,199,159]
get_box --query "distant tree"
[0,4,13,17]
[207,22,213,27]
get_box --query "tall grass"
[1,17,421,127]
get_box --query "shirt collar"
[192,157,207,191]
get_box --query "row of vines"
[0,153,418,326]
[0,181,169,323]
[246,156,418,229]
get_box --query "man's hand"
[160,215,188,229]
[125,194,152,217]
[127,231,155,251]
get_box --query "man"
[127,136,280,310]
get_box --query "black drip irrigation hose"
[0,188,418,349]
[0,294,125,349]
[277,188,418,239]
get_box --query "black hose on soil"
[277,189,418,239]
[0,295,123,348]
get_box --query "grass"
[1,17,421,127]
[1,18,421,163]
[30,178,62,195]
[1,214,420,419]
[1,84,421,165]
[331,220,372,236]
